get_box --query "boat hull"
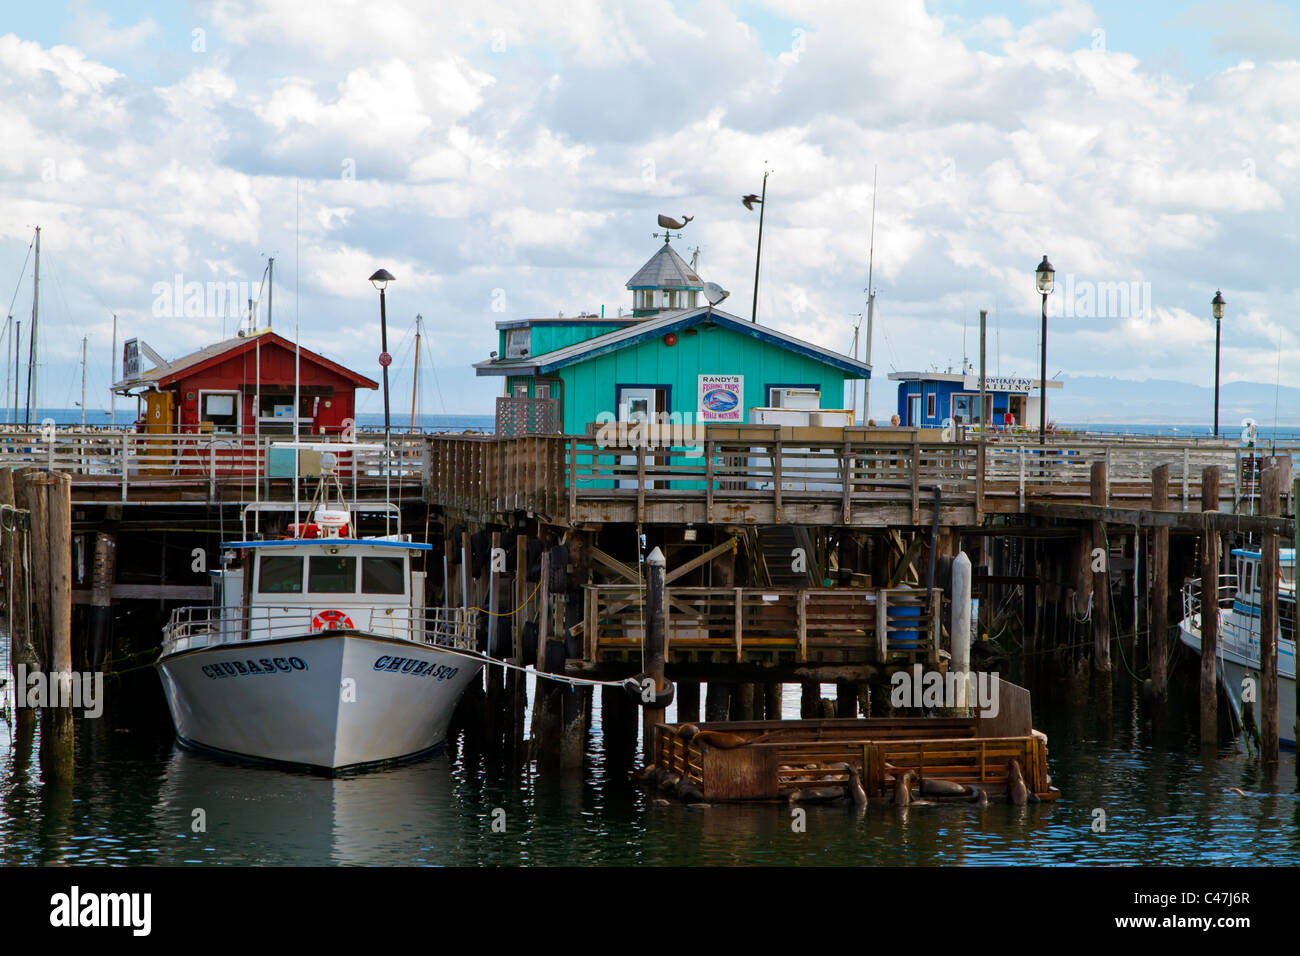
[156,632,482,772]
[1177,616,1297,748]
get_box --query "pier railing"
[425,431,1297,525]
[0,429,430,503]
[583,584,939,666]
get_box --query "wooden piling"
[1260,462,1280,763]
[800,680,819,718]
[676,679,701,722]
[765,681,783,720]
[1090,460,1111,673]
[705,682,731,721]
[733,681,755,720]
[1150,465,1170,710]
[1199,466,1221,748]
[641,548,668,761]
[836,680,857,717]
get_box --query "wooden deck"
[426,429,1288,528]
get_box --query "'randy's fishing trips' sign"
[698,375,743,422]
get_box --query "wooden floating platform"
[652,713,1059,804]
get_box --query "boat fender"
[526,539,544,583]
[622,673,675,708]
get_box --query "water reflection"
[0,672,1295,866]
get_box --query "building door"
[618,386,667,489]
[907,393,921,427]
[142,390,176,475]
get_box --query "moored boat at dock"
[1178,547,1297,746]
[156,453,482,772]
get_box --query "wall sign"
[698,375,742,422]
[962,374,1032,392]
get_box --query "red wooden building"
[114,330,378,438]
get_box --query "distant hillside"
[1053,375,1300,427]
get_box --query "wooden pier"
[3,422,1296,775]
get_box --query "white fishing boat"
[156,454,482,772]
[1178,547,1297,747]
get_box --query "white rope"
[435,641,631,690]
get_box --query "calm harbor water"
[1,649,1297,866]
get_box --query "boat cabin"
[1231,547,1296,605]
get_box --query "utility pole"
[750,166,770,323]
[110,313,117,427]
[267,256,274,330]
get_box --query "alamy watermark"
[1054,274,1152,319]
[594,411,705,455]
[890,664,1000,718]
[151,273,256,319]
[14,665,103,718]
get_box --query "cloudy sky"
[1,0,1298,423]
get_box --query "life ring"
[311,610,355,633]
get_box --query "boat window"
[362,556,406,594]
[309,555,356,593]
[258,555,303,593]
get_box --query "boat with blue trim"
[156,450,482,772]
[1178,547,1297,747]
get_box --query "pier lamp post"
[1035,255,1055,446]
[369,269,395,442]
[369,268,395,524]
[1212,289,1225,438]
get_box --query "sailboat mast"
[863,166,877,422]
[410,316,421,431]
[80,336,87,426]
[25,225,39,426]
[110,313,117,427]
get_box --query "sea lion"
[1006,759,1030,806]
[847,765,868,808]
[658,772,681,794]
[675,723,702,743]
[652,798,671,806]
[919,777,970,799]
[691,730,750,750]
[1228,786,1248,796]
[677,780,706,804]
[966,783,989,807]
[789,786,847,805]
[634,764,660,784]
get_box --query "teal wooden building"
[475,239,871,433]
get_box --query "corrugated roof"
[625,242,703,290]
[112,330,378,391]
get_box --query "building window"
[506,328,530,358]
[926,392,936,420]
[512,383,529,399]
[665,290,679,309]
[768,386,820,409]
[200,391,239,434]
[535,382,550,399]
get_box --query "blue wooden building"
[888,369,1061,430]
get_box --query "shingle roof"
[625,241,704,290]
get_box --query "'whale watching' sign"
[698,375,743,422]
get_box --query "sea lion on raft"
[675,723,701,743]
[689,730,751,749]
[1006,759,1037,806]
[919,777,971,799]
[788,786,848,805]
[634,764,660,784]
[658,772,681,794]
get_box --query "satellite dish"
[703,282,730,306]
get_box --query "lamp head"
[369,268,396,292]
[1035,255,1055,295]
[1212,289,1225,321]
